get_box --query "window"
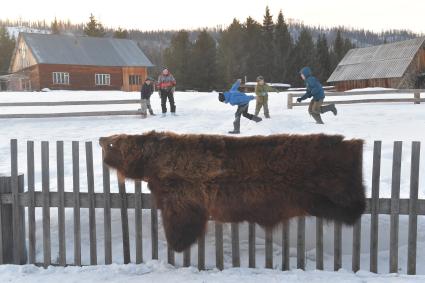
[129,75,141,85]
[95,74,111,86]
[52,72,70,85]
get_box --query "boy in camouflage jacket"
[255,76,279,118]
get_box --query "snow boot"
[149,110,156,116]
[141,114,147,119]
[252,116,262,123]
[312,114,324,124]
[171,112,177,116]
[228,130,240,134]
[265,114,271,119]
[321,104,338,116]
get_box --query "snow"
[245,82,291,88]
[0,89,425,281]
[1,262,425,283]
[6,26,50,38]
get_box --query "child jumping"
[140,77,155,118]
[297,67,337,124]
[255,75,279,118]
[219,79,262,134]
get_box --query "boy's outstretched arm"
[230,79,242,91]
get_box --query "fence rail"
[287,89,424,109]
[0,99,143,119]
[0,139,422,275]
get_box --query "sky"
[1,0,424,34]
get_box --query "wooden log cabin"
[328,37,425,91]
[4,32,153,92]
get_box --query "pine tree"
[83,14,105,37]
[51,17,60,34]
[190,30,217,91]
[217,19,246,87]
[332,30,345,68]
[273,10,291,82]
[315,34,332,84]
[261,6,274,81]
[0,27,16,75]
[164,30,192,90]
[287,28,315,87]
[114,27,129,39]
[244,17,263,81]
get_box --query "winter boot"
[312,113,324,124]
[228,130,240,134]
[321,104,338,116]
[265,114,271,119]
[161,113,166,118]
[171,112,177,116]
[149,110,156,116]
[252,116,263,123]
[141,114,147,119]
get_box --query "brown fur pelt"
[99,131,365,252]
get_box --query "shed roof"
[21,33,153,67]
[328,37,425,82]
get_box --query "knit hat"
[218,92,225,102]
[256,75,264,82]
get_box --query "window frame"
[52,72,70,85]
[129,75,141,86]
[95,73,111,86]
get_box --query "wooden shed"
[5,32,153,92]
[328,37,425,91]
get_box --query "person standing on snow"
[140,77,155,119]
[157,68,177,117]
[297,67,337,124]
[218,79,262,134]
[255,75,279,118]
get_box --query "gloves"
[297,98,302,103]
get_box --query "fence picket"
[86,142,97,265]
[231,223,240,267]
[72,141,81,266]
[135,181,143,264]
[265,227,273,268]
[407,142,421,275]
[248,223,256,268]
[56,141,66,266]
[151,197,158,260]
[352,219,362,272]
[282,222,290,271]
[41,141,51,267]
[183,247,191,267]
[118,175,130,264]
[102,153,112,265]
[334,222,342,271]
[215,222,224,270]
[297,217,305,270]
[370,141,382,273]
[197,234,205,270]
[10,139,22,265]
[316,218,324,270]
[390,141,402,273]
[27,141,35,264]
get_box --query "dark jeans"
[160,89,176,113]
[233,104,254,131]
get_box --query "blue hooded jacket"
[299,67,325,101]
[223,80,255,106]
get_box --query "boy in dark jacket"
[219,79,262,134]
[140,77,155,118]
[297,67,337,124]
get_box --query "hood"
[300,67,312,78]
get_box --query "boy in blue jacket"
[297,67,337,124]
[219,79,262,134]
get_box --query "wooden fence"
[287,89,425,109]
[0,99,143,119]
[0,139,423,274]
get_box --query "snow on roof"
[21,32,154,67]
[328,37,425,82]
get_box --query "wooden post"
[414,92,420,104]
[135,181,143,264]
[316,218,324,270]
[287,93,293,109]
[41,141,51,267]
[370,141,381,273]
[407,142,421,275]
[0,174,26,264]
[231,223,240,267]
[265,227,273,268]
[86,142,97,265]
[215,222,224,270]
[248,223,256,268]
[352,219,362,272]
[56,141,66,266]
[183,247,191,267]
[118,174,130,264]
[389,141,402,273]
[297,217,305,270]
[197,235,205,270]
[102,152,112,265]
[282,222,290,271]
[27,141,35,265]
[334,222,342,271]
[72,141,81,266]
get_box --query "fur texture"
[99,131,365,252]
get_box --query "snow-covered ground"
[0,89,424,281]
